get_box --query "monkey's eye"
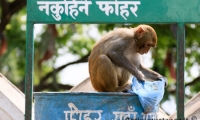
[140,44,145,49]
[147,44,152,47]
[147,43,154,47]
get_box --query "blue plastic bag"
[128,77,166,113]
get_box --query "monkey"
[88,24,166,92]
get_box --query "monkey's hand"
[163,77,168,87]
[135,71,145,81]
[157,77,168,87]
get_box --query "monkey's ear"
[135,27,145,39]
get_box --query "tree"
[0,0,26,32]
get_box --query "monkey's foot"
[121,84,132,92]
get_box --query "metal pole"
[176,23,185,119]
[25,22,34,120]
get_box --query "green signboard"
[28,0,200,23]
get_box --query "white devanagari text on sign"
[37,0,141,21]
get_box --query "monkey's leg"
[92,54,130,92]
[91,54,118,92]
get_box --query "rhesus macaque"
[89,24,166,92]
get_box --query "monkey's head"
[134,25,157,55]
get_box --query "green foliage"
[191,81,200,93]
[0,10,26,86]
[1,6,200,97]
[62,24,96,57]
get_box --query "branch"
[167,76,200,98]
[40,53,90,85]
[10,0,27,15]
[0,0,26,32]
[185,76,200,87]
[168,88,193,99]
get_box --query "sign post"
[26,0,200,119]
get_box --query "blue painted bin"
[34,92,157,120]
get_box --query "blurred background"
[0,0,200,115]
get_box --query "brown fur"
[89,25,163,92]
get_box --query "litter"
[127,77,166,114]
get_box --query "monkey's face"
[138,41,153,55]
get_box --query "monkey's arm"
[139,64,163,80]
[107,50,145,81]
[139,64,168,87]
